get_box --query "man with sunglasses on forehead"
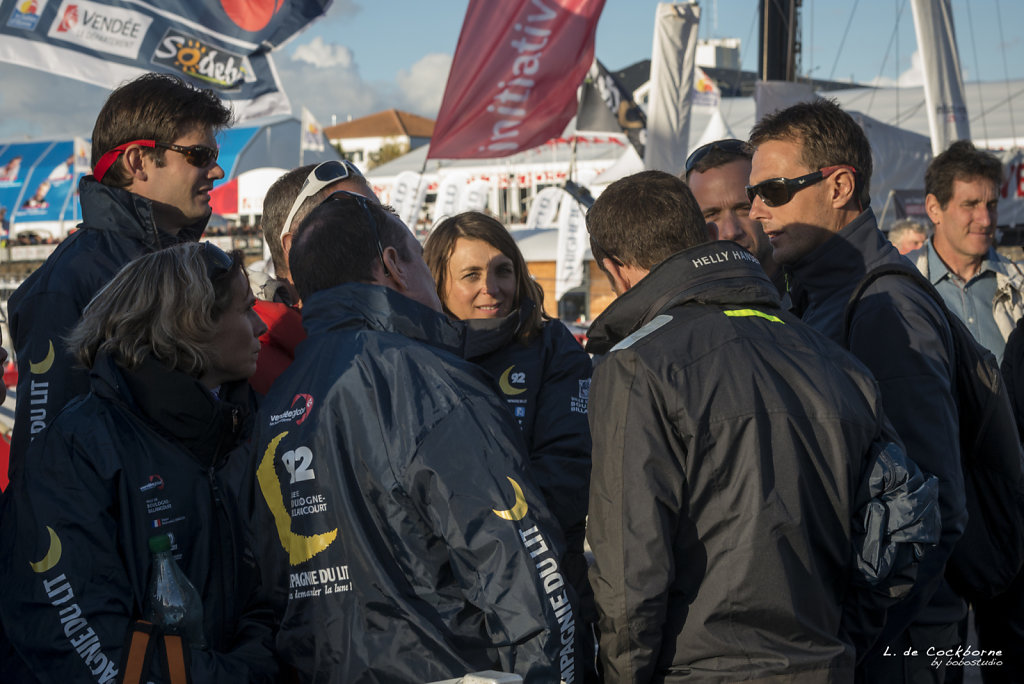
[682,138,783,293]
[749,99,966,683]
[251,191,579,683]
[5,72,231,485]
[248,159,377,395]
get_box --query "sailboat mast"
[759,0,801,81]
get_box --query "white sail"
[910,0,970,155]
[643,2,701,174]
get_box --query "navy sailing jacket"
[6,176,205,484]
[252,283,579,684]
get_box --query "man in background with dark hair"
[748,99,966,683]
[583,170,937,682]
[682,138,783,292]
[249,160,377,394]
[6,72,231,483]
[906,140,1024,363]
[252,192,580,683]
[911,140,1024,683]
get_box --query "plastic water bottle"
[145,534,208,649]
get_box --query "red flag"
[428,0,606,160]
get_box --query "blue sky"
[0,0,1021,140]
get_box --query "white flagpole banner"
[0,0,333,122]
[391,171,427,229]
[910,0,971,155]
[301,106,326,152]
[525,186,565,230]
[644,2,700,174]
[555,195,585,302]
[433,171,470,222]
[457,180,490,213]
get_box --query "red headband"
[92,139,156,181]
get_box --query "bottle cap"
[148,534,171,554]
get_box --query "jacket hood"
[586,240,779,354]
[302,282,469,357]
[90,351,252,467]
[79,175,207,248]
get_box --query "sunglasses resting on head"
[280,160,367,249]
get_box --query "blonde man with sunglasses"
[5,73,231,488]
[749,99,966,684]
[248,160,377,395]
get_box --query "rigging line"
[887,98,927,128]
[962,0,989,143]
[993,0,1018,143]
[969,84,1024,128]
[895,0,900,127]
[827,0,862,83]
[866,0,909,116]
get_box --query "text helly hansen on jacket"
[6,176,205,483]
[0,352,278,684]
[252,283,579,684]
[584,242,938,683]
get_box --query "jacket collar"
[463,299,535,359]
[79,176,207,249]
[301,282,469,357]
[910,238,1024,289]
[586,240,780,354]
[91,351,251,467]
[787,210,898,315]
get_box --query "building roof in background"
[324,109,435,140]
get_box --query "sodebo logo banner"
[46,0,152,60]
[151,27,256,90]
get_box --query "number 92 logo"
[282,446,315,484]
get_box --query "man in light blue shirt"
[908,141,1024,364]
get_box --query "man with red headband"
[5,73,232,485]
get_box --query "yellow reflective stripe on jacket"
[723,309,784,324]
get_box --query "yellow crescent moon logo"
[492,477,529,521]
[30,340,55,375]
[498,366,526,396]
[257,431,338,565]
[30,526,62,573]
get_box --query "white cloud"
[274,40,452,128]
[292,36,355,69]
[395,53,452,116]
[868,49,926,88]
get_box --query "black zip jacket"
[584,242,938,683]
[252,283,579,684]
[788,210,967,636]
[6,177,205,483]
[0,351,277,683]
[466,306,592,557]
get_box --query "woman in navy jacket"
[424,211,595,675]
[0,242,274,683]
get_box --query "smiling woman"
[423,210,598,677]
[0,242,277,682]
